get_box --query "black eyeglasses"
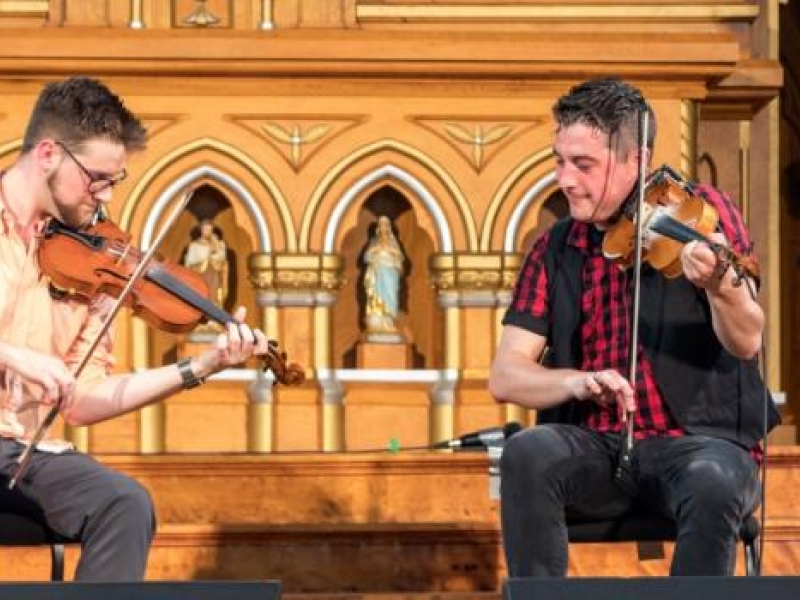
[56,141,127,194]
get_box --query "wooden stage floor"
[2,448,800,590]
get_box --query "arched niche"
[143,178,259,367]
[303,144,473,253]
[497,170,567,253]
[334,184,439,369]
[118,145,282,370]
[481,147,556,252]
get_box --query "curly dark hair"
[22,76,147,153]
[553,77,656,156]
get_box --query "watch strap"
[177,357,204,389]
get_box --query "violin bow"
[613,105,651,496]
[9,188,195,490]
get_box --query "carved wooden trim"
[0,29,740,81]
[357,2,760,24]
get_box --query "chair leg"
[50,543,65,581]
[636,541,666,561]
[744,537,760,576]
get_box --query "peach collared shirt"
[0,201,115,451]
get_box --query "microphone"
[433,422,523,450]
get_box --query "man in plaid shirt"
[489,77,778,577]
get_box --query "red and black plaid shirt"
[506,183,757,441]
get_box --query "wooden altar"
[0,0,797,591]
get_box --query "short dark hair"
[552,77,656,156]
[22,76,147,153]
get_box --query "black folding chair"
[0,480,73,581]
[567,510,761,576]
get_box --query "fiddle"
[602,165,759,284]
[39,218,210,334]
[36,215,305,386]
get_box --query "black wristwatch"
[177,358,204,389]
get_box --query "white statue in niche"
[363,216,405,338]
[183,219,229,308]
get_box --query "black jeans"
[500,424,761,576]
[0,438,156,581]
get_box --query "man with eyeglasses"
[55,140,128,196]
[0,76,270,580]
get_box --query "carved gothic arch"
[300,140,478,253]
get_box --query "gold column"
[430,291,459,445]
[246,254,279,452]
[260,0,274,29]
[428,252,527,443]
[129,0,145,28]
[248,252,345,452]
[495,260,531,427]
[445,299,461,381]
[428,254,457,446]
[495,299,531,427]
[247,345,274,452]
[246,299,277,452]
[139,404,165,453]
[765,96,781,392]
[762,96,783,390]
[65,423,89,452]
[765,0,781,392]
[318,254,346,451]
[680,99,698,179]
[264,303,279,341]
[431,400,454,447]
[316,296,343,451]
[247,403,272,451]
[313,304,329,373]
[322,403,344,451]
[135,319,165,453]
[739,120,751,226]
[503,403,529,426]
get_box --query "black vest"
[536,219,779,450]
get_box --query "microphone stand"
[613,106,649,496]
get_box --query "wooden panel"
[2,521,798,585]
[97,452,499,524]
[461,308,494,371]
[77,447,800,526]
[344,384,431,450]
[88,411,139,454]
[60,0,109,27]
[457,401,505,437]
[3,450,800,585]
[165,401,248,452]
[273,402,321,451]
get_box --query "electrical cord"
[740,271,768,575]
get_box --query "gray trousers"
[500,425,761,576]
[1,437,156,581]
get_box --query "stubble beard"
[46,173,92,229]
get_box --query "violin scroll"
[602,165,759,283]
[264,340,306,386]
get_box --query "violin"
[602,165,759,283]
[36,216,305,386]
